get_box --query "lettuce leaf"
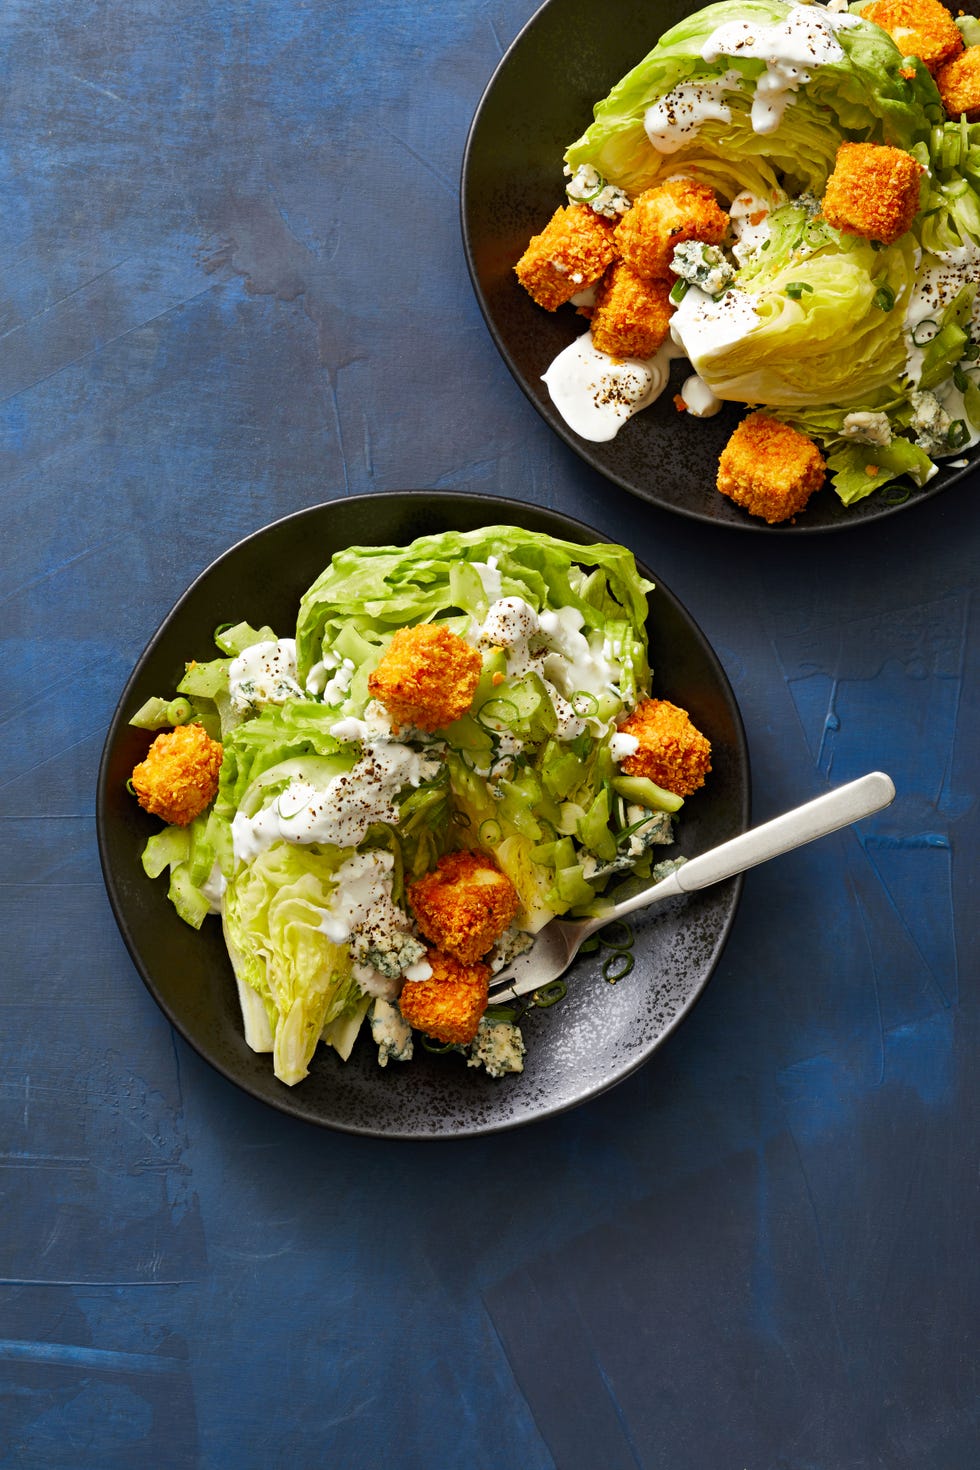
[223,843,365,1086]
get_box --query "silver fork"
[488,770,896,1003]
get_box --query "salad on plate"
[126,526,712,1087]
[514,0,980,522]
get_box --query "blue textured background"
[2,2,977,1466]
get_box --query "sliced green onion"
[484,1003,524,1025]
[911,318,938,345]
[570,691,599,717]
[874,285,896,312]
[964,343,980,361]
[669,279,690,305]
[880,484,911,506]
[603,951,635,983]
[475,697,520,731]
[785,281,813,300]
[947,419,970,448]
[598,918,635,952]
[479,817,502,846]
[953,362,971,392]
[531,980,567,1009]
[419,1036,461,1054]
[125,777,137,795]
[167,697,192,725]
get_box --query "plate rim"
[459,0,980,535]
[97,488,751,1137]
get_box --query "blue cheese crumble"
[371,998,414,1066]
[671,241,735,298]
[910,390,953,455]
[466,1018,526,1078]
[564,163,631,219]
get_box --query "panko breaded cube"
[862,0,963,74]
[590,261,675,359]
[408,850,519,963]
[821,142,924,245]
[716,412,827,524]
[937,47,980,120]
[398,948,490,1045]
[131,722,223,827]
[613,178,728,281]
[617,699,712,799]
[367,624,482,733]
[514,204,619,311]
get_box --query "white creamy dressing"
[476,596,630,744]
[643,72,739,152]
[903,244,980,451]
[228,639,303,713]
[472,554,503,602]
[729,189,775,264]
[671,284,762,365]
[542,331,682,441]
[318,851,431,998]
[701,5,859,134]
[306,654,355,704]
[230,740,439,863]
[679,374,724,417]
[609,730,639,761]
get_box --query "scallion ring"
[669,279,690,305]
[571,690,600,718]
[167,696,192,725]
[873,285,896,312]
[475,697,521,732]
[953,362,971,392]
[603,951,635,983]
[531,980,567,1009]
[947,419,970,449]
[419,1036,461,1055]
[911,318,938,345]
[785,281,813,300]
[479,817,502,846]
[597,918,635,952]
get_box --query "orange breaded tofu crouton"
[717,412,827,524]
[131,722,223,827]
[590,262,675,359]
[937,47,980,119]
[821,142,924,245]
[862,0,963,73]
[613,178,728,281]
[367,624,482,732]
[514,203,619,311]
[398,949,490,1045]
[408,851,520,963]
[618,698,712,799]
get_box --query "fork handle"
[609,770,896,920]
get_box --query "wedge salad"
[514,0,980,522]
[127,527,711,1087]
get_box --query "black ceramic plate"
[97,491,749,1137]
[461,0,980,533]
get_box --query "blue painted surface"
[1,2,978,1466]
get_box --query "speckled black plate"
[97,491,749,1137]
[461,0,980,533]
